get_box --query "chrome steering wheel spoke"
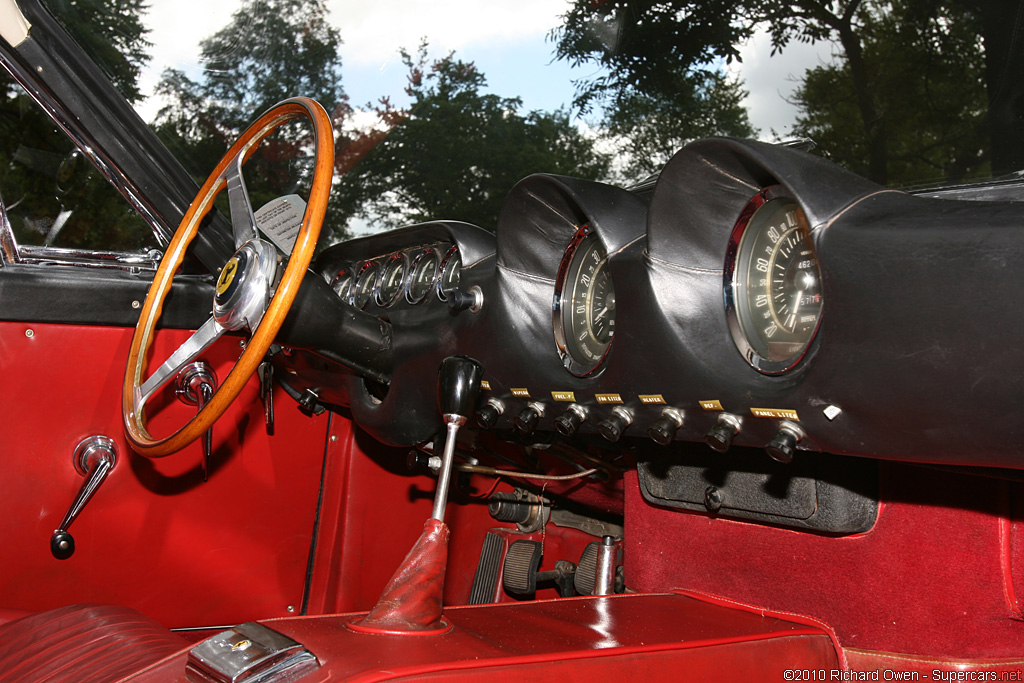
[225,155,259,249]
[136,316,226,414]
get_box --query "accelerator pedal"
[468,532,506,605]
[468,532,505,602]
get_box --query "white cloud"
[327,0,569,67]
[728,29,838,140]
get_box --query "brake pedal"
[502,540,543,596]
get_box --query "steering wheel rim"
[123,97,334,458]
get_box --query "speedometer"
[725,187,823,374]
[554,226,614,376]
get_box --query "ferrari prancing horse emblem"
[217,257,240,296]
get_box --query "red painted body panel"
[0,321,329,628]
[130,592,840,681]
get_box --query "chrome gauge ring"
[553,225,615,377]
[724,186,823,374]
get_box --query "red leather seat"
[0,603,188,683]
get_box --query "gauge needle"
[593,304,609,322]
[787,290,804,330]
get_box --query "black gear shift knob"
[438,356,484,420]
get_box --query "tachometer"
[725,187,823,374]
[554,226,614,376]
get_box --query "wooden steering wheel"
[123,97,333,458]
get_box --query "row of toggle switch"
[476,398,805,462]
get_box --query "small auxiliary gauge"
[437,245,461,301]
[553,225,615,377]
[375,253,407,307]
[406,248,440,304]
[351,261,379,310]
[724,186,823,374]
[330,267,352,300]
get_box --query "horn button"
[213,240,279,331]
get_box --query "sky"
[134,0,833,139]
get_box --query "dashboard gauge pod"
[553,225,615,377]
[724,186,824,374]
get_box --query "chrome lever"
[51,436,117,560]
[176,361,217,481]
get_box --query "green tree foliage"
[333,47,611,232]
[551,0,755,176]
[0,0,154,252]
[154,0,351,239]
[552,0,1017,185]
[792,1,989,186]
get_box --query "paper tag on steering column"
[255,194,306,256]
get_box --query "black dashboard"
[278,138,1024,470]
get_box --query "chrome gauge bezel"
[406,247,441,304]
[553,225,615,377]
[375,252,408,308]
[724,186,824,375]
[351,260,379,310]
[330,265,353,301]
[436,245,460,302]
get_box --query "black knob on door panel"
[50,530,75,560]
[438,356,484,419]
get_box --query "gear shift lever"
[350,356,483,635]
[432,356,484,522]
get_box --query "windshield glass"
[39,0,1024,245]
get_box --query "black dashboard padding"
[277,271,393,385]
[648,138,881,269]
[637,445,878,534]
[497,174,647,275]
[0,264,212,328]
[289,140,1024,468]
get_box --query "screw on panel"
[286,605,295,613]
[704,486,724,512]
[131,300,140,309]
[330,434,338,442]
[24,329,34,338]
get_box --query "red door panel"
[0,321,330,628]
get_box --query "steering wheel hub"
[213,239,278,332]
